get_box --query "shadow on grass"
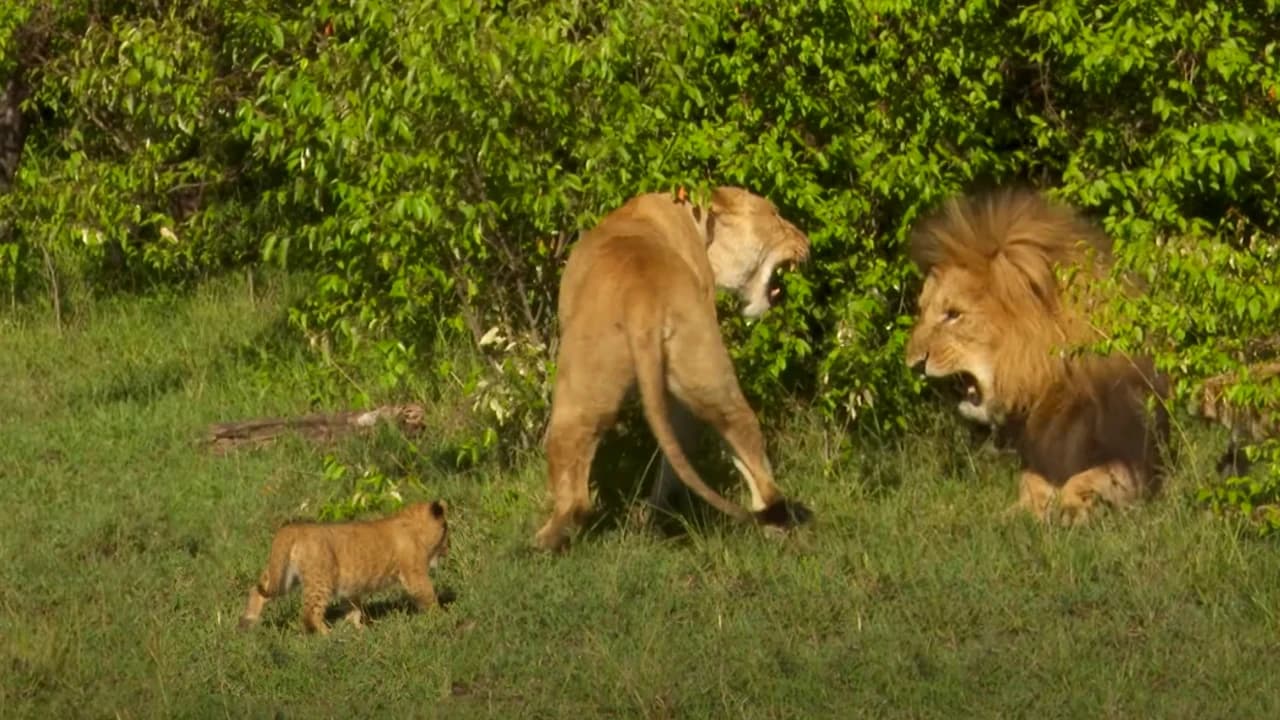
[335,584,460,624]
[249,585,460,634]
[575,403,772,545]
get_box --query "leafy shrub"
[2,0,1278,519]
[316,452,411,522]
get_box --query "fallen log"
[205,403,426,454]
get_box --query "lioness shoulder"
[239,501,449,634]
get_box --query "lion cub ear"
[429,500,446,519]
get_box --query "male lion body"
[905,189,1169,525]
[239,501,449,634]
[536,187,810,551]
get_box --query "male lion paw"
[1056,488,1098,527]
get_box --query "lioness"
[905,189,1170,525]
[239,501,449,634]
[536,186,811,551]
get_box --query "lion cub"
[239,501,449,635]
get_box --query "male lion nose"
[906,352,927,374]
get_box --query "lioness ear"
[430,500,446,519]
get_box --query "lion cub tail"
[256,528,300,597]
[628,323,752,523]
[240,527,301,630]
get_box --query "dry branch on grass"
[204,404,426,454]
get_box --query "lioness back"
[559,194,713,328]
[239,501,448,635]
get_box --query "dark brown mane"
[1019,356,1170,489]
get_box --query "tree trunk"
[0,76,26,191]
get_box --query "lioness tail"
[627,317,752,523]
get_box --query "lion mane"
[906,188,1170,524]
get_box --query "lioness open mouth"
[768,262,797,303]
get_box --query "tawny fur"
[905,189,1169,525]
[536,186,810,551]
[239,501,449,634]
[1197,360,1280,477]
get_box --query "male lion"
[239,501,449,634]
[905,189,1170,525]
[536,186,811,551]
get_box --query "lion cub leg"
[401,568,439,612]
[300,578,335,635]
[339,600,365,629]
[1057,462,1140,526]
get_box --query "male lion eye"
[944,308,962,321]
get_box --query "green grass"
[2,274,1279,719]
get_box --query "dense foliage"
[1,0,1277,526]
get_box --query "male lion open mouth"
[905,189,1171,525]
[535,186,811,551]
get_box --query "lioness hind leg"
[536,416,602,551]
[1058,462,1139,526]
[666,331,791,523]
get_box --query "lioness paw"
[533,525,571,553]
[754,499,813,529]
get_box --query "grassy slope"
[2,274,1278,719]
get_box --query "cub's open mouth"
[768,261,797,303]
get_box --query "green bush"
[2,0,1278,522]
